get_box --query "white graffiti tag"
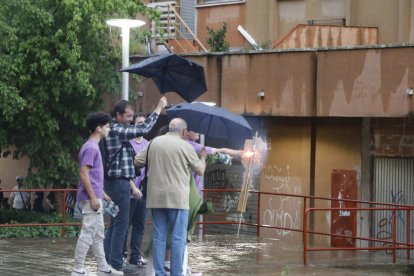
[224,193,239,212]
[263,164,291,192]
[263,197,301,236]
[262,164,302,236]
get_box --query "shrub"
[0,209,80,238]
[206,22,230,52]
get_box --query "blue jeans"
[152,208,188,276]
[123,197,147,264]
[104,178,130,270]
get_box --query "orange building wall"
[313,119,362,246]
[259,117,311,240]
[134,46,414,118]
[194,0,414,49]
[274,25,378,49]
[317,47,414,117]
[220,52,316,116]
[257,117,362,243]
[196,3,246,49]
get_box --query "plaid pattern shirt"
[105,112,159,179]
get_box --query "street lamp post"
[106,19,145,101]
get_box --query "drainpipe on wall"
[309,117,316,244]
[360,117,371,248]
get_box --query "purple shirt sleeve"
[187,140,214,195]
[79,147,96,167]
[130,139,149,188]
[187,140,214,154]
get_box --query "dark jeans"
[104,178,130,270]
[123,197,147,264]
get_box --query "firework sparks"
[241,150,255,158]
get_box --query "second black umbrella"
[121,54,207,102]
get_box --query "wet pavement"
[0,234,413,275]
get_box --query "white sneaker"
[71,267,90,276]
[98,265,124,276]
[129,256,148,268]
[165,261,171,276]
[186,267,202,276]
[137,256,148,266]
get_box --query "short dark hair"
[131,112,147,125]
[86,112,111,133]
[112,100,132,117]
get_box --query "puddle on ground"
[0,235,412,275]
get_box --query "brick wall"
[371,118,414,157]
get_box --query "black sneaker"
[165,266,171,276]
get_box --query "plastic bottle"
[103,200,119,218]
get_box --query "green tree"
[206,22,230,52]
[0,0,155,188]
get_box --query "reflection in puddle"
[0,235,411,276]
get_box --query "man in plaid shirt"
[103,96,167,274]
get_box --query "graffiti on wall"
[205,167,249,232]
[375,189,406,254]
[224,193,239,213]
[206,169,227,189]
[262,164,302,236]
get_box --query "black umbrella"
[166,102,253,143]
[121,54,207,102]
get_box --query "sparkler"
[241,150,255,158]
[237,132,266,237]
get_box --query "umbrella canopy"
[166,102,253,143]
[121,54,207,102]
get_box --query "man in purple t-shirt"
[71,112,122,276]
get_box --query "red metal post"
[62,190,67,238]
[407,210,411,260]
[303,209,308,266]
[393,209,397,263]
[202,189,206,237]
[303,197,307,230]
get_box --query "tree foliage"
[206,22,230,52]
[0,0,154,188]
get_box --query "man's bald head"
[169,118,187,135]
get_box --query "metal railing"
[202,188,414,265]
[155,3,208,53]
[303,206,413,265]
[2,187,414,266]
[0,188,78,237]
